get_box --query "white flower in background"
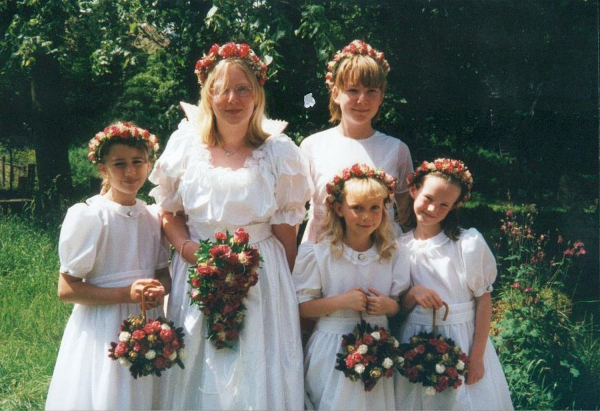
[357,344,368,355]
[303,93,316,108]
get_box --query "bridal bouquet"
[188,228,261,349]
[335,320,401,392]
[108,315,186,379]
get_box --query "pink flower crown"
[87,122,160,164]
[325,40,390,89]
[408,158,474,204]
[326,163,396,208]
[195,42,269,86]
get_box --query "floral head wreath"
[195,42,269,87]
[87,122,160,165]
[326,163,396,208]
[408,158,474,204]
[325,40,390,89]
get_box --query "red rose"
[239,44,250,58]
[160,328,174,342]
[196,265,216,277]
[132,329,146,341]
[453,379,463,389]
[233,228,250,245]
[363,334,374,345]
[214,231,227,241]
[404,350,416,361]
[436,341,449,354]
[406,366,419,381]
[163,345,174,357]
[446,367,458,378]
[154,356,168,369]
[227,252,239,264]
[115,342,129,357]
[415,344,425,354]
[144,322,156,334]
[210,244,231,259]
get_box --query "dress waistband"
[315,315,389,335]
[407,300,475,326]
[190,222,272,244]
[86,269,156,287]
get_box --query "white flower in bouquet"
[371,331,381,341]
[144,350,157,360]
[435,363,446,374]
[179,348,187,360]
[161,323,171,330]
[118,357,131,367]
[425,386,437,396]
[398,356,405,366]
[392,338,400,348]
[354,363,366,374]
[382,357,394,369]
[357,344,368,355]
[118,331,132,342]
[168,351,178,361]
[457,360,465,371]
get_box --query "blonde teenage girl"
[395,158,513,410]
[293,163,410,410]
[301,40,414,243]
[45,123,170,410]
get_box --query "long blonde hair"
[320,177,396,261]
[328,54,387,124]
[196,59,269,147]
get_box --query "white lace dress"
[293,240,410,410]
[45,195,169,410]
[300,127,413,243]
[149,117,313,410]
[394,229,513,410]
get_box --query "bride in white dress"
[149,42,312,410]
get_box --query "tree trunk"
[30,53,73,208]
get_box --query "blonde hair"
[320,177,396,261]
[328,54,387,124]
[98,138,152,194]
[196,59,269,147]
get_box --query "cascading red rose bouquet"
[396,303,468,395]
[335,320,402,392]
[188,228,261,349]
[108,288,186,378]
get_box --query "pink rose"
[210,244,231,259]
[160,328,174,342]
[132,329,146,341]
[214,231,227,241]
[115,342,129,357]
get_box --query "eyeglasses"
[213,85,253,98]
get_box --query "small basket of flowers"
[108,285,186,378]
[396,302,468,395]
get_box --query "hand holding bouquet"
[188,228,261,349]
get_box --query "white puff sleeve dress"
[394,228,513,410]
[45,195,169,410]
[148,117,313,410]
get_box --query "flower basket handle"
[140,284,154,322]
[432,301,449,336]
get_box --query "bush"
[491,210,599,409]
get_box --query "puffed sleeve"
[58,203,103,278]
[268,134,314,225]
[148,118,196,213]
[461,228,497,297]
[395,140,414,194]
[390,242,411,299]
[292,242,323,303]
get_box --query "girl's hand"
[466,356,485,385]
[407,285,444,309]
[342,287,368,312]
[130,279,165,308]
[366,287,399,316]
